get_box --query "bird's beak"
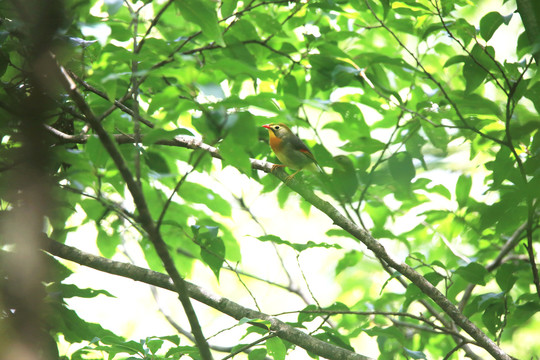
[262,124,271,129]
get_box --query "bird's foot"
[284,170,301,184]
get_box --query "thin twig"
[156,151,207,232]
[50,58,214,360]
[503,57,540,300]
[220,334,275,360]
[364,0,509,148]
[430,0,510,93]
[459,221,529,311]
[43,238,373,360]
[68,70,155,128]
[135,0,175,54]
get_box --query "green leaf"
[455,174,472,207]
[181,182,232,216]
[219,112,257,174]
[52,305,123,344]
[482,302,504,335]
[389,152,415,184]
[160,335,180,346]
[365,326,406,345]
[423,124,449,151]
[97,227,121,258]
[507,301,540,328]
[277,182,292,208]
[340,137,385,153]
[496,263,518,292]
[86,135,110,169]
[335,251,362,275]
[146,339,164,354]
[298,304,319,323]
[248,348,268,360]
[444,55,468,67]
[144,150,170,174]
[313,326,354,351]
[176,0,225,46]
[404,348,427,359]
[480,12,504,41]
[221,0,238,18]
[250,13,281,35]
[256,235,342,252]
[451,18,476,46]
[516,0,540,63]
[266,337,286,360]
[193,225,225,280]
[424,272,444,286]
[429,184,452,199]
[142,128,195,146]
[60,284,115,299]
[219,136,252,174]
[455,262,488,285]
[166,345,200,358]
[525,82,540,116]
[80,199,106,221]
[404,283,423,305]
[463,58,486,94]
[0,51,9,77]
[456,93,502,116]
[463,44,497,93]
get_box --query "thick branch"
[276,173,511,360]
[43,238,373,360]
[48,58,213,360]
[47,129,512,359]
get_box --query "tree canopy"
[1,0,539,359]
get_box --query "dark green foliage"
[1,0,539,359]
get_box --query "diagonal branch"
[274,170,511,360]
[363,0,509,148]
[430,0,510,94]
[42,238,373,360]
[67,71,155,128]
[47,56,214,360]
[46,126,513,359]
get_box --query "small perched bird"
[262,123,319,182]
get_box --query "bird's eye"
[274,125,280,129]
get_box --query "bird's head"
[262,123,291,138]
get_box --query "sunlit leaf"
[266,337,286,360]
[480,11,504,41]
[455,174,472,207]
[256,235,342,252]
[176,0,225,46]
[455,262,488,285]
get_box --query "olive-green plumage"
[263,123,319,181]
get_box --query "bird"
[262,123,319,182]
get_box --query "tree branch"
[278,174,511,360]
[67,71,155,129]
[42,238,373,360]
[363,0,509,148]
[48,57,214,360]
[46,127,513,359]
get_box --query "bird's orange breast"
[268,131,283,152]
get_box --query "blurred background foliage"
[0,0,539,359]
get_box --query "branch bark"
[47,128,513,359]
[43,238,373,360]
[278,177,511,360]
[46,58,214,360]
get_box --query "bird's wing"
[290,134,317,163]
